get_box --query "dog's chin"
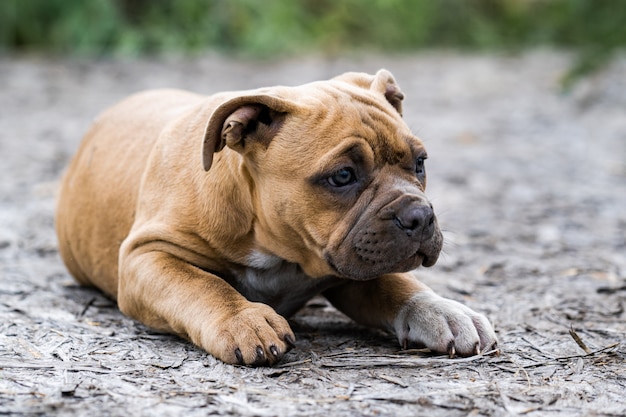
[324,250,437,281]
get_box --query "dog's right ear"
[202,94,297,171]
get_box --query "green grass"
[1,0,625,82]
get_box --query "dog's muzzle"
[326,195,443,280]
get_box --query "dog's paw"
[392,291,497,357]
[204,302,296,366]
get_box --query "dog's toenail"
[447,341,456,358]
[270,345,279,357]
[284,334,296,350]
[256,346,265,360]
[235,348,244,365]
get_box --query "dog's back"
[56,89,204,297]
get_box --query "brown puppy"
[56,70,497,365]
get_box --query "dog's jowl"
[56,70,497,365]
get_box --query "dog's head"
[202,69,443,279]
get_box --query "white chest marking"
[234,251,336,316]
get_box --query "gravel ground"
[1,51,625,416]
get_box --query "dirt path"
[1,51,625,416]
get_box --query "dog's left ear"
[202,95,296,171]
[373,69,404,116]
[334,69,404,116]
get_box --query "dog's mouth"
[419,250,438,268]
[324,237,441,281]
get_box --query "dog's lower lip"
[418,251,438,267]
[324,253,342,275]
[414,248,429,266]
[325,252,381,280]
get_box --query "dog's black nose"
[394,205,435,237]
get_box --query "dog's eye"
[416,157,426,177]
[328,167,357,187]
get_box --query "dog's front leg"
[323,274,497,356]
[117,250,295,365]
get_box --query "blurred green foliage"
[1,0,624,72]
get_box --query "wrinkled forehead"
[296,81,425,164]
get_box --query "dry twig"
[568,326,591,354]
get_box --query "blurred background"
[1,0,625,86]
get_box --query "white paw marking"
[393,291,497,356]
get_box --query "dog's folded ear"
[333,69,404,116]
[202,95,296,171]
